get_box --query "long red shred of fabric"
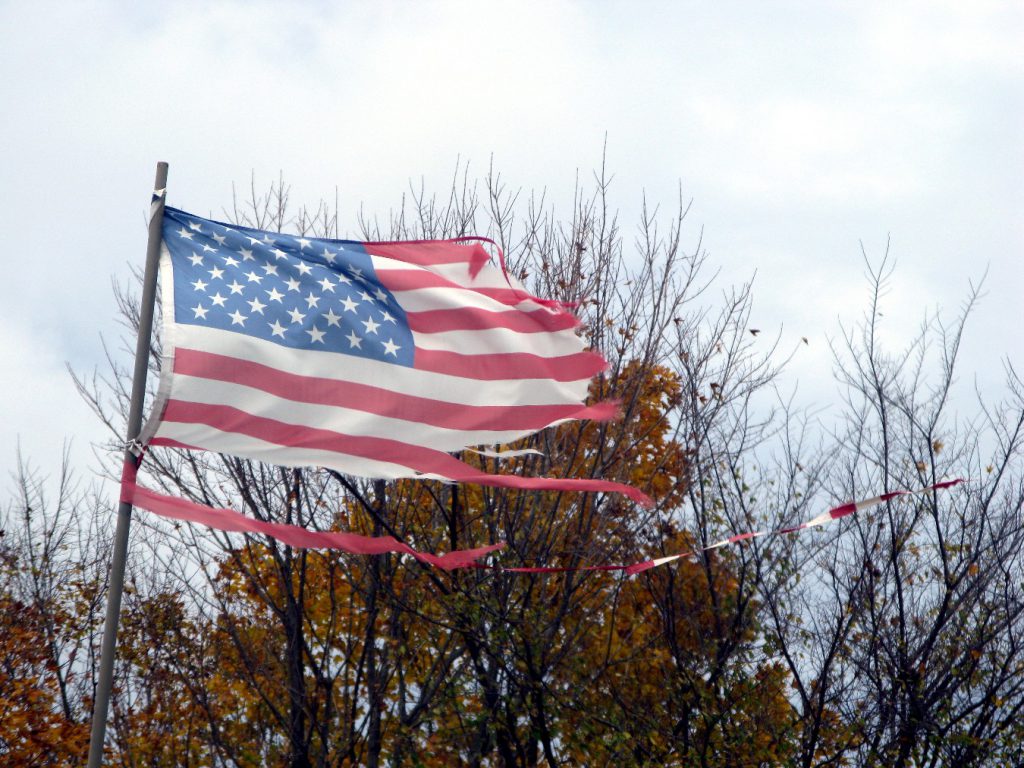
[475,478,965,576]
[615,479,964,574]
[121,457,963,575]
[119,460,504,571]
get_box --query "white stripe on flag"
[151,422,416,479]
[168,325,593,408]
[164,374,558,450]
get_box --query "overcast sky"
[1,0,1021,489]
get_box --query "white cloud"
[687,95,939,204]
[0,321,103,481]
[867,1,1024,83]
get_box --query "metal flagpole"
[87,161,168,768]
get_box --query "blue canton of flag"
[163,207,414,367]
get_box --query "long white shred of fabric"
[621,479,963,574]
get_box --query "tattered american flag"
[138,207,647,504]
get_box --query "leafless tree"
[760,253,1024,767]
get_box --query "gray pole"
[86,161,168,768]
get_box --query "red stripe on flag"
[367,241,490,274]
[405,306,580,334]
[624,559,664,575]
[379,269,554,309]
[829,502,857,519]
[413,348,608,382]
[156,401,652,505]
[729,532,760,543]
[174,348,617,431]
